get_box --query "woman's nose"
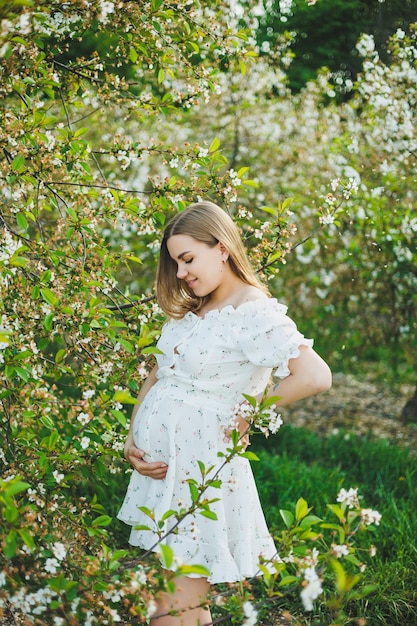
[177,264,187,279]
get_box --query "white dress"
[117,298,313,583]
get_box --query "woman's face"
[166,234,228,298]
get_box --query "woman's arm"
[124,365,169,480]
[266,345,332,407]
[234,346,331,443]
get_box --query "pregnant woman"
[118,201,332,625]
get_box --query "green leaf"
[153,211,166,225]
[327,503,345,521]
[260,206,278,217]
[295,497,311,521]
[199,509,218,520]
[299,515,323,529]
[55,349,66,363]
[5,365,15,380]
[209,137,220,153]
[0,328,11,345]
[113,390,138,404]
[126,255,143,264]
[73,127,88,138]
[41,288,58,307]
[354,583,379,598]
[65,205,77,220]
[129,46,138,63]
[159,543,173,569]
[138,506,155,520]
[260,395,281,409]
[331,557,347,589]
[110,409,127,427]
[4,530,17,558]
[43,86,55,99]
[278,575,298,587]
[242,393,257,408]
[118,338,134,353]
[141,346,164,355]
[16,212,28,230]
[9,255,28,268]
[151,0,164,11]
[11,155,25,172]
[43,313,54,332]
[280,509,294,529]
[4,503,18,523]
[2,480,31,497]
[188,481,199,503]
[242,179,258,188]
[237,166,249,178]
[281,197,295,211]
[47,430,59,451]
[240,450,259,461]
[177,564,210,576]
[160,509,177,522]
[18,528,36,551]
[91,515,112,528]
[40,415,55,429]
[158,68,165,83]
[15,366,29,381]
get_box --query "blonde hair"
[156,201,268,318]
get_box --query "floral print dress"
[117,298,313,583]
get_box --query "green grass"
[251,426,417,625]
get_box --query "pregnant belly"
[132,385,172,463]
[132,381,229,465]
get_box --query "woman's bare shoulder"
[235,285,268,306]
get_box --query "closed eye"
[185,258,193,264]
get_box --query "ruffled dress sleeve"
[234,298,314,378]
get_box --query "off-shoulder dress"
[117,298,313,583]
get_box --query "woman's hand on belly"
[126,445,168,480]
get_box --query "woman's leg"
[150,575,211,626]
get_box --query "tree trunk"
[400,383,417,423]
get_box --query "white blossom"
[134,567,147,586]
[242,600,258,626]
[331,543,349,558]
[44,558,59,574]
[77,412,90,426]
[109,608,121,621]
[99,0,115,24]
[361,508,382,526]
[80,436,90,450]
[337,487,359,508]
[300,566,323,611]
[356,34,376,57]
[52,470,64,483]
[146,599,157,618]
[319,212,335,225]
[52,542,66,561]
[0,229,20,264]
